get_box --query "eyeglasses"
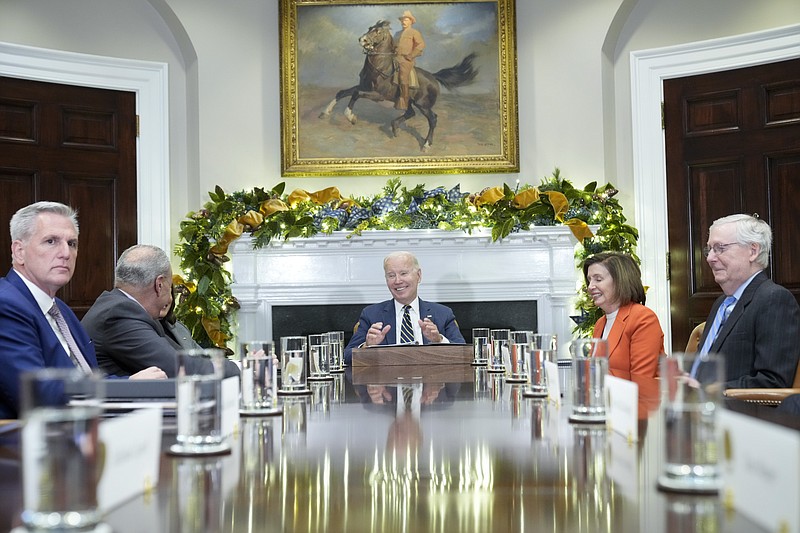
[702,242,740,258]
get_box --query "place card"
[719,409,800,533]
[545,361,560,405]
[97,407,162,511]
[221,376,240,437]
[605,375,638,441]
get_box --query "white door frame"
[0,41,170,252]
[630,23,800,352]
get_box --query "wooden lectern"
[351,344,473,384]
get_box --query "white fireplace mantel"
[230,227,584,358]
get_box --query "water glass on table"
[171,348,231,456]
[524,333,557,398]
[327,331,345,373]
[308,333,333,381]
[507,330,533,383]
[658,352,724,493]
[569,338,609,423]
[279,336,310,395]
[471,327,490,366]
[488,328,510,373]
[239,340,282,416]
[20,368,105,531]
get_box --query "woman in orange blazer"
[583,252,664,379]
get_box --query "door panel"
[769,154,800,291]
[0,76,137,316]
[687,161,743,295]
[665,57,800,348]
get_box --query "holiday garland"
[173,169,638,352]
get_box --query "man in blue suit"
[344,251,465,365]
[0,202,165,419]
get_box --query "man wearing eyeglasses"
[343,251,465,365]
[698,214,800,388]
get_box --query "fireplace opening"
[271,300,538,347]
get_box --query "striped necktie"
[400,305,415,344]
[48,303,93,374]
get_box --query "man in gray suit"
[82,245,239,378]
[698,214,800,388]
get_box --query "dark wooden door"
[664,58,800,349]
[0,76,137,316]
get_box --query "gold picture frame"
[279,0,519,176]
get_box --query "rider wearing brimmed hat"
[394,10,425,110]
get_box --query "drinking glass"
[239,340,282,416]
[524,333,557,398]
[507,330,532,383]
[658,352,724,493]
[488,328,510,373]
[327,331,345,373]
[20,368,105,531]
[308,333,333,381]
[569,338,609,423]
[279,336,309,394]
[471,327,490,366]
[171,348,230,455]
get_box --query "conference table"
[0,367,777,532]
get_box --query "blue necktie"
[691,296,736,379]
[400,305,415,344]
[699,296,737,356]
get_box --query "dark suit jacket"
[592,302,664,379]
[0,269,99,418]
[82,289,239,379]
[344,298,464,365]
[699,271,800,388]
[162,319,202,350]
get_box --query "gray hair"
[383,251,420,271]
[710,214,772,269]
[115,245,171,288]
[10,201,79,241]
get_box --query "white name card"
[545,361,561,405]
[719,408,800,533]
[605,375,638,442]
[97,407,162,511]
[221,376,240,437]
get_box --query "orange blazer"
[592,302,664,379]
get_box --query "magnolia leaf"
[196,275,211,295]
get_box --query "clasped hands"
[364,318,442,347]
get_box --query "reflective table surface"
[0,368,775,532]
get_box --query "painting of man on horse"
[318,14,478,152]
[289,2,515,169]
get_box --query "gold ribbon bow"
[542,191,569,222]
[512,188,540,209]
[288,187,342,207]
[564,218,594,241]
[474,186,504,206]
